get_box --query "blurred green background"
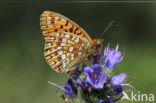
[1,1,156,103]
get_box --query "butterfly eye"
[97,40,101,45]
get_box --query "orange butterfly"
[40,11,104,75]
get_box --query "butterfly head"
[92,39,104,56]
[93,39,104,47]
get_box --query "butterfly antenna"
[100,20,114,38]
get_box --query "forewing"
[44,32,91,73]
[40,11,93,45]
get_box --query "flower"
[61,79,77,98]
[114,85,123,95]
[100,100,104,103]
[93,52,101,64]
[103,45,123,69]
[100,99,113,103]
[80,81,89,91]
[72,68,81,80]
[84,64,107,89]
[49,43,132,103]
[110,73,127,86]
[110,73,127,97]
[76,81,89,91]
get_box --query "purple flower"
[84,64,107,89]
[72,68,81,80]
[100,100,104,103]
[61,79,77,98]
[80,81,89,91]
[111,73,127,86]
[110,73,127,98]
[93,52,101,64]
[100,100,113,103]
[76,81,89,91]
[103,45,123,69]
[114,85,123,95]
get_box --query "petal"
[104,48,122,69]
[93,53,101,64]
[62,86,72,97]
[62,79,77,98]
[95,72,107,88]
[97,53,102,64]
[111,73,127,85]
[64,85,71,91]
[103,48,115,64]
[105,59,113,69]
[67,79,73,85]
[114,85,123,95]
[107,49,115,57]
[114,51,121,58]
[107,48,115,53]
[80,81,88,91]
[100,99,113,103]
[72,68,81,80]
[103,54,108,62]
[86,76,96,88]
[100,100,104,103]
[112,59,122,68]
[84,66,93,77]
[92,64,101,74]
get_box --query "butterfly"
[40,11,104,75]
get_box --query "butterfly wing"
[40,11,93,45]
[40,11,93,73]
[44,32,91,73]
